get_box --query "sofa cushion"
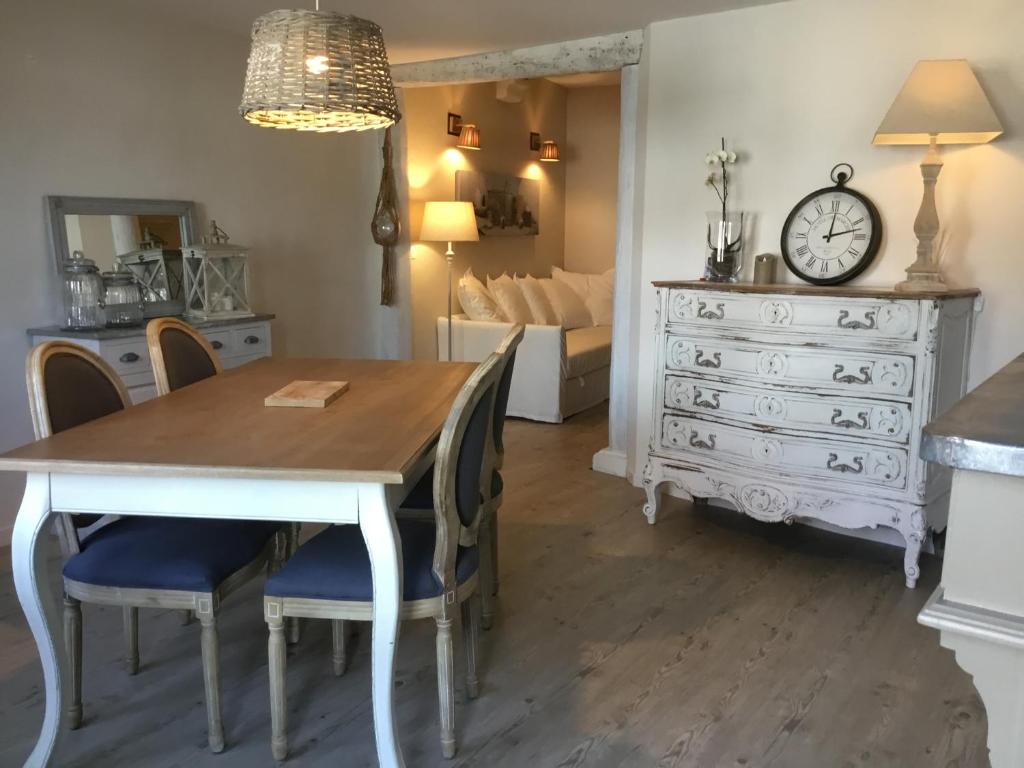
[487,273,533,325]
[458,268,505,322]
[564,326,613,379]
[515,274,557,325]
[541,278,592,329]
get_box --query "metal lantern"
[116,244,185,318]
[182,221,254,320]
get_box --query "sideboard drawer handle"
[244,335,260,345]
[119,352,140,364]
[696,301,725,320]
[210,340,224,350]
[689,432,716,451]
[830,408,868,430]
[693,388,721,410]
[837,309,877,330]
[695,350,722,369]
[826,453,864,474]
[832,364,872,385]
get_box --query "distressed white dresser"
[642,282,980,587]
[28,314,274,404]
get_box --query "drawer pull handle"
[697,301,725,320]
[833,364,872,385]
[244,335,260,345]
[837,309,877,330]
[830,409,868,430]
[695,350,722,369]
[119,352,140,364]
[210,340,224,350]
[826,453,864,474]
[689,432,716,451]
[693,389,721,410]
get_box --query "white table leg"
[359,484,406,768]
[13,473,66,768]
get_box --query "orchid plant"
[702,138,743,278]
[704,137,739,222]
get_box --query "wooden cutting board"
[265,380,349,409]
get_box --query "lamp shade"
[457,123,481,150]
[420,202,479,243]
[873,59,1003,145]
[540,140,561,162]
[239,10,400,132]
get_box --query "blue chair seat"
[401,467,502,511]
[63,517,281,592]
[265,518,479,602]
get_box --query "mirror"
[46,196,197,316]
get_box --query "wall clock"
[781,163,882,286]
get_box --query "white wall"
[0,1,408,542]
[629,0,1024,481]
[564,85,621,274]
[403,80,567,359]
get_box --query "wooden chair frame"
[27,341,283,752]
[145,316,223,397]
[264,351,505,761]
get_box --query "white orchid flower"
[717,150,729,162]
[727,151,737,163]
[704,153,716,165]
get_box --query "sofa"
[438,315,611,423]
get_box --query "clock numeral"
[848,247,861,258]
[820,261,829,274]
[831,200,841,213]
[851,216,864,226]
[853,233,866,241]
[794,231,807,240]
[846,204,854,216]
[838,257,846,269]
[795,245,809,257]
[804,256,816,269]
[814,201,824,216]
[803,216,813,226]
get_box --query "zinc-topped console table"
[642,281,980,587]
[919,353,1024,768]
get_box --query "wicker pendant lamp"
[239,6,400,132]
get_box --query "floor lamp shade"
[239,10,400,132]
[420,202,480,244]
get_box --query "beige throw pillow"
[586,269,615,326]
[540,278,592,330]
[552,266,592,302]
[515,274,558,325]
[487,273,533,325]
[458,268,505,322]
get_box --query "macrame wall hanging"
[371,126,401,306]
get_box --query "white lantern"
[182,221,254,320]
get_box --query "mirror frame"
[45,195,198,272]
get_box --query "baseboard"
[592,447,627,477]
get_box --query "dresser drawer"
[100,339,152,379]
[666,289,920,341]
[660,415,909,492]
[202,329,233,357]
[665,336,915,397]
[664,375,913,444]
[232,325,269,358]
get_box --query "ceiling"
[142,0,786,64]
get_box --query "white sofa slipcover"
[438,315,611,423]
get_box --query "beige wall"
[0,1,402,541]
[403,80,567,360]
[629,0,1024,480]
[564,85,621,274]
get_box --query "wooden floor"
[0,407,989,767]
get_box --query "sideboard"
[642,282,979,587]
[28,314,274,404]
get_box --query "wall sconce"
[457,123,481,150]
[540,140,560,162]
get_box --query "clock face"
[781,187,881,285]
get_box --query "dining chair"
[262,352,504,760]
[399,325,525,629]
[27,341,285,752]
[147,317,301,640]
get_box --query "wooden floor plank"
[0,406,988,767]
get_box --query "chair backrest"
[26,341,132,554]
[491,325,525,467]
[431,353,503,607]
[146,317,223,396]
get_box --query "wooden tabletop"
[0,358,477,484]
[651,280,980,300]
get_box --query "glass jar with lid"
[61,250,105,330]
[101,267,145,328]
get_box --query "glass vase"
[704,210,744,283]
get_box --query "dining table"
[0,356,477,768]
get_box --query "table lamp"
[420,201,480,360]
[873,59,1003,293]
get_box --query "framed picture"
[447,112,462,137]
[529,132,541,151]
[455,170,540,237]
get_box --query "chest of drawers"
[642,283,979,587]
[28,315,274,404]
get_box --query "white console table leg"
[12,473,66,768]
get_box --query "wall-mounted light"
[539,140,560,162]
[457,123,481,150]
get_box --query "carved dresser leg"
[641,461,664,525]
[898,508,926,589]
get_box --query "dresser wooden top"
[651,281,979,300]
[0,357,476,484]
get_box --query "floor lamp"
[420,201,480,361]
